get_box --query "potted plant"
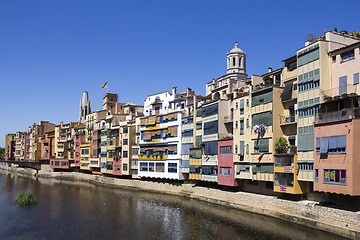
[275,136,288,154]
[341,92,348,98]
[350,92,358,97]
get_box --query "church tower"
[79,91,91,123]
[226,42,246,74]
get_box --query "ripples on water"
[0,170,346,240]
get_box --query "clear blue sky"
[1,0,360,147]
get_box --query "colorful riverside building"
[138,87,199,180]
[50,122,79,169]
[313,41,360,196]
[273,55,305,195]
[14,132,25,161]
[5,134,16,161]
[296,31,360,193]
[39,130,55,162]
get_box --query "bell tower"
[227,42,246,74]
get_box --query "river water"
[0,170,346,240]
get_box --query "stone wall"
[1,163,359,239]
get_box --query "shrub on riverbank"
[16,190,38,207]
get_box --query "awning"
[281,82,293,101]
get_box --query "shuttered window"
[252,111,272,127]
[204,121,218,135]
[254,138,269,153]
[339,76,347,95]
[252,91,273,107]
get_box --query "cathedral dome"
[229,42,244,53]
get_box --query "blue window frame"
[319,135,346,154]
[323,169,346,185]
[168,163,177,173]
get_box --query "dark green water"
[0,170,346,240]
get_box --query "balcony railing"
[275,146,297,154]
[219,133,232,140]
[280,115,296,125]
[315,108,360,124]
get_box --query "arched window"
[236,102,238,109]
[235,145,238,154]
[235,121,238,129]
[233,57,236,66]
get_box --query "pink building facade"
[217,139,240,187]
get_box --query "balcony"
[315,108,360,124]
[219,133,232,140]
[275,146,297,155]
[138,155,168,160]
[280,115,296,125]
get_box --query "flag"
[101,82,108,89]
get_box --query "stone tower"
[79,91,91,123]
[226,42,246,74]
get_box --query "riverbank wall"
[1,163,359,239]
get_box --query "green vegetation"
[307,33,316,43]
[16,190,38,207]
[275,136,288,153]
[0,147,5,160]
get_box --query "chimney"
[172,86,177,95]
[305,40,311,46]
[268,67,273,73]
[186,87,192,96]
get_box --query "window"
[168,163,177,173]
[132,148,138,156]
[93,140,97,146]
[203,141,218,155]
[246,144,249,154]
[339,76,347,95]
[220,146,232,155]
[123,151,128,158]
[354,73,359,85]
[93,149,98,156]
[236,102,238,110]
[235,121,238,129]
[252,111,272,127]
[81,149,89,155]
[148,163,154,172]
[76,142,79,147]
[204,121,218,135]
[246,119,249,128]
[202,103,218,117]
[240,99,244,114]
[156,162,165,172]
[323,169,346,185]
[293,83,297,90]
[332,56,336,63]
[252,91,272,107]
[76,152,79,157]
[246,99,249,107]
[240,119,244,135]
[123,139,128,145]
[61,161,67,166]
[123,127,128,134]
[341,50,355,62]
[239,141,244,158]
[235,145,238,154]
[319,135,346,154]
[196,122,202,130]
[114,166,120,172]
[297,44,319,67]
[140,162,148,171]
[254,139,269,153]
[220,167,232,176]
[55,161,59,166]
[315,169,319,182]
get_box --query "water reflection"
[0,170,346,240]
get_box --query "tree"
[334,27,338,32]
[0,147,5,160]
[307,33,316,43]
